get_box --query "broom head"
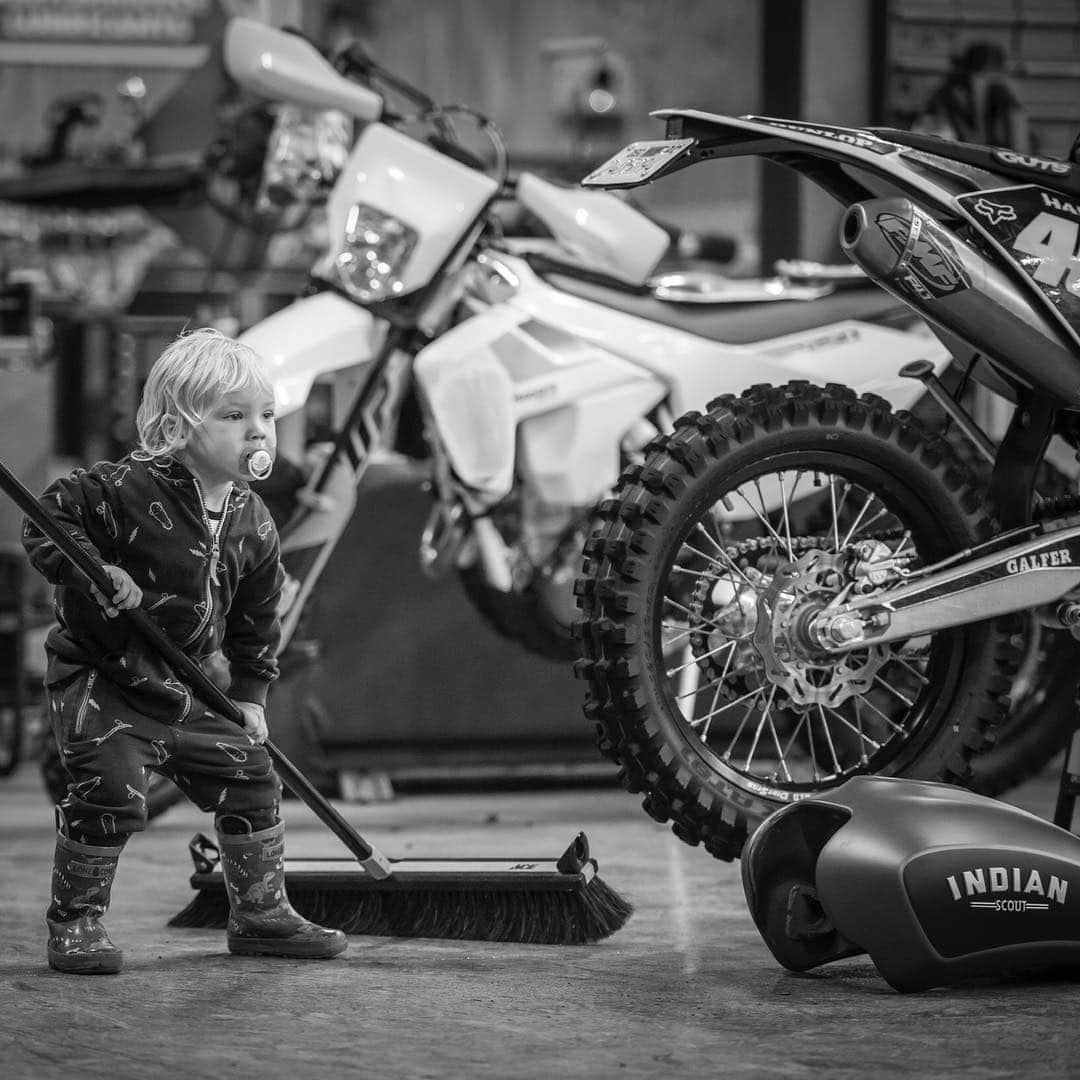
[169,831,632,945]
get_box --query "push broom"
[0,456,632,944]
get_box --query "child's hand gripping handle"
[0,457,388,877]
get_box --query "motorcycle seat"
[872,127,1080,199]
[533,258,911,346]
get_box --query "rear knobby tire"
[938,426,1080,795]
[969,625,1080,796]
[574,383,1018,861]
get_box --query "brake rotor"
[752,548,890,708]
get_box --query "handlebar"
[224,16,507,186]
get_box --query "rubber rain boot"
[46,831,125,975]
[216,820,347,959]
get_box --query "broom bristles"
[168,876,632,944]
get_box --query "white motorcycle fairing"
[239,291,383,418]
[417,252,950,509]
[515,172,670,286]
[318,123,500,299]
[499,254,951,418]
[414,303,665,505]
[224,17,382,121]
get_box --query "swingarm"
[811,523,1080,650]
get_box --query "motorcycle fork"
[276,323,421,648]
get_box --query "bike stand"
[1052,726,1080,831]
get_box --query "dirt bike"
[575,113,1080,860]
[221,18,949,666]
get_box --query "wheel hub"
[751,549,890,708]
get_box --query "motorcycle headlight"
[255,105,352,223]
[331,203,418,302]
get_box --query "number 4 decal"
[1013,211,1080,288]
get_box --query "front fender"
[240,291,382,417]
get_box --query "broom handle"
[0,458,391,878]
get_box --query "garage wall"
[350,0,764,266]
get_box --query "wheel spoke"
[735,486,789,553]
[816,703,843,775]
[844,505,894,545]
[699,680,726,744]
[872,673,916,709]
[829,479,853,551]
[891,654,931,686]
[777,710,812,777]
[723,693,763,760]
[855,691,908,735]
[674,540,730,578]
[684,530,756,588]
[854,697,869,765]
[765,700,794,782]
[839,489,878,548]
[661,620,696,646]
[778,470,805,561]
[668,562,716,579]
[662,595,700,622]
[684,680,759,711]
[743,685,778,773]
[666,635,741,679]
[822,701,884,753]
[890,529,914,560]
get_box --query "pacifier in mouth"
[242,449,273,481]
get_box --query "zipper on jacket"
[73,670,97,736]
[182,478,230,649]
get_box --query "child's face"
[180,384,277,488]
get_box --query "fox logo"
[971,197,1017,226]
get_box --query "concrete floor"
[2,760,1080,1080]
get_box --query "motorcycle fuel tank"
[742,774,1080,992]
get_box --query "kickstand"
[1052,726,1080,832]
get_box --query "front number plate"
[581,138,695,188]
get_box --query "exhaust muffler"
[840,197,1080,405]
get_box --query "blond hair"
[135,328,274,460]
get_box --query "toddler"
[22,327,346,973]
